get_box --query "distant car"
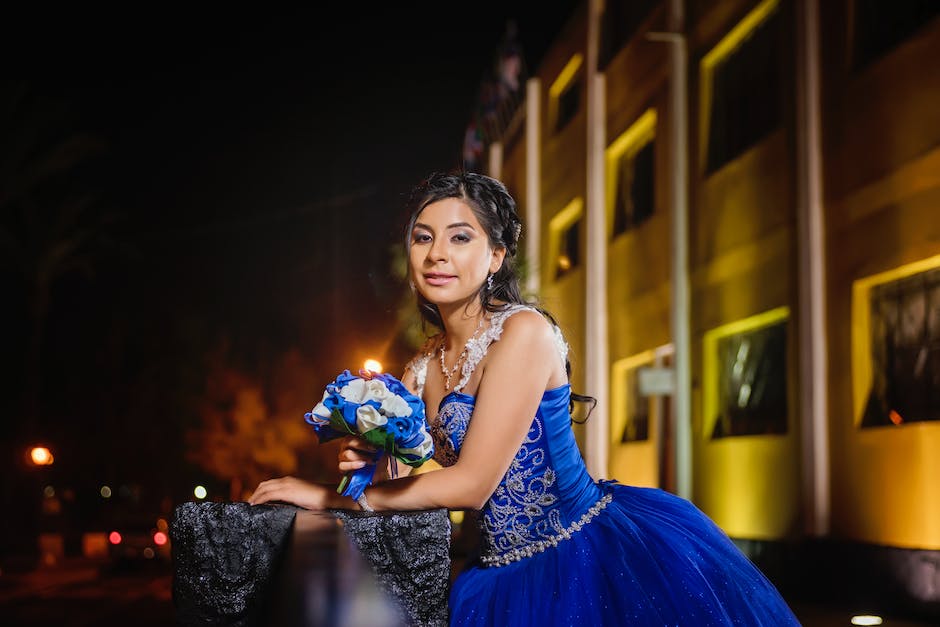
[104,510,172,566]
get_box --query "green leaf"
[360,428,392,450]
[329,409,355,435]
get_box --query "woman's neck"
[439,300,487,349]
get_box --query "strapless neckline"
[437,382,571,412]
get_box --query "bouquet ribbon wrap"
[304,370,433,500]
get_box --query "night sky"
[1,4,577,507]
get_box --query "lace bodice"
[405,306,607,567]
[404,305,569,397]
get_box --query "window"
[700,0,784,174]
[599,0,659,70]
[704,308,789,439]
[556,219,581,279]
[549,198,584,281]
[852,0,939,70]
[549,54,583,134]
[606,110,656,238]
[622,366,651,442]
[859,266,940,427]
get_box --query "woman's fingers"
[249,477,290,505]
[347,436,377,453]
[338,460,368,472]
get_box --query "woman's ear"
[489,246,507,274]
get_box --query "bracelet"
[356,492,374,512]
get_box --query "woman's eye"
[413,233,432,244]
[452,232,471,243]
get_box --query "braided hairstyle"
[404,171,596,422]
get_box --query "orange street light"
[29,446,54,466]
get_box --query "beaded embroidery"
[481,415,565,554]
[480,493,613,567]
[430,396,471,467]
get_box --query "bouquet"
[304,369,433,500]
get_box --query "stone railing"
[170,503,451,626]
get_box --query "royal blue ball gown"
[411,306,800,626]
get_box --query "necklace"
[439,316,486,391]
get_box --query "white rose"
[400,432,433,458]
[363,379,390,403]
[356,404,388,433]
[311,390,332,418]
[339,379,367,403]
[380,395,413,418]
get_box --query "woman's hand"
[338,436,379,474]
[248,476,340,510]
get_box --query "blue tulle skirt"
[450,484,800,626]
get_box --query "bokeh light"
[364,359,383,373]
[194,485,207,500]
[29,446,54,466]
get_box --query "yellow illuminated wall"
[696,307,799,539]
[822,2,940,550]
[833,255,940,549]
[609,351,659,487]
[691,0,798,541]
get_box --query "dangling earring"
[409,280,416,293]
[486,273,494,292]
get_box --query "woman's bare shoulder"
[501,308,555,336]
[496,308,558,353]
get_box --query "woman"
[250,172,800,625]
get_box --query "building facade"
[471,0,940,614]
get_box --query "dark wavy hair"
[404,170,596,422]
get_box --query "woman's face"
[409,197,505,310]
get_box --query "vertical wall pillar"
[585,0,610,479]
[652,0,693,499]
[795,0,830,536]
[488,141,504,180]
[525,78,542,297]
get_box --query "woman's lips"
[424,273,456,286]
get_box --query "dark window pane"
[862,267,940,427]
[706,8,783,173]
[556,218,581,279]
[711,320,788,439]
[853,0,940,70]
[613,139,656,237]
[555,78,582,133]
[600,0,659,69]
[632,141,655,225]
[622,367,651,442]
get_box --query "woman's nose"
[428,238,447,262]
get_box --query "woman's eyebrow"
[412,222,477,232]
